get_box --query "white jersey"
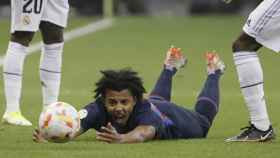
[10,0,69,33]
[243,0,280,52]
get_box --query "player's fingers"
[35,129,42,135]
[32,134,39,142]
[103,123,118,134]
[33,130,39,137]
[107,122,115,131]
[96,131,118,140]
[96,131,113,139]
[34,129,42,136]
[101,126,115,134]
[96,134,112,143]
[33,129,47,143]
[33,137,39,142]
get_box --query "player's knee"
[10,31,34,46]
[40,21,64,44]
[232,33,262,52]
[232,38,244,52]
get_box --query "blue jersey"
[80,98,211,139]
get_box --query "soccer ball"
[39,102,80,143]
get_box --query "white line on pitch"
[0,18,114,66]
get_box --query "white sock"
[40,43,63,106]
[234,51,271,131]
[3,42,27,113]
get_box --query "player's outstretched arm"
[32,128,85,143]
[32,129,48,143]
[96,122,156,143]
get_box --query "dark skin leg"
[11,31,35,47]
[232,32,262,53]
[10,21,64,46]
[39,21,64,44]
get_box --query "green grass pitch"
[0,16,279,158]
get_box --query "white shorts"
[243,0,280,52]
[10,0,69,33]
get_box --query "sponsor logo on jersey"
[22,15,31,25]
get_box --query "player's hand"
[96,122,124,143]
[222,0,232,4]
[32,129,48,143]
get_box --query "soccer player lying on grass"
[33,47,225,143]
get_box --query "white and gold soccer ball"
[39,102,80,143]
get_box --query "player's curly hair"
[94,68,146,102]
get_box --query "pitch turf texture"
[0,16,279,158]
